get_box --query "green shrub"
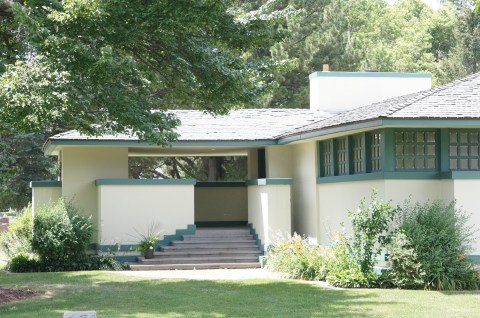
[386,230,426,289]
[327,190,394,288]
[0,207,33,258]
[5,253,39,272]
[6,253,127,272]
[395,200,479,290]
[32,199,93,263]
[326,232,378,288]
[267,234,331,281]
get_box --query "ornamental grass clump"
[266,233,331,281]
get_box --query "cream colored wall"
[62,147,128,242]
[248,184,291,249]
[452,180,480,254]
[247,149,259,179]
[291,141,319,242]
[266,145,293,178]
[194,187,247,222]
[32,186,62,214]
[317,179,454,246]
[384,179,454,203]
[317,180,385,245]
[98,184,195,245]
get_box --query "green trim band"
[95,178,197,186]
[44,138,277,154]
[30,181,62,188]
[279,119,480,145]
[246,178,294,186]
[309,71,431,80]
[95,224,196,252]
[466,255,480,264]
[195,181,246,188]
[247,223,265,253]
[317,171,480,184]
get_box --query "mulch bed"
[0,288,40,304]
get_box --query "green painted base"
[195,221,248,227]
[246,223,265,254]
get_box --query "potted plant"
[134,223,163,259]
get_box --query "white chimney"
[309,71,432,113]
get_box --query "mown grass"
[0,271,479,317]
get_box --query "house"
[31,70,480,262]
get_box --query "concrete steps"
[130,226,262,270]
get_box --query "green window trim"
[317,128,480,181]
[449,130,480,171]
[351,134,366,174]
[394,129,437,171]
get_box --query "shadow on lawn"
[0,272,393,318]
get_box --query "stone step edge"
[129,262,261,271]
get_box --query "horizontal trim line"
[317,171,480,184]
[46,139,276,148]
[246,178,293,186]
[95,179,197,186]
[309,71,431,79]
[30,181,62,188]
[195,181,246,187]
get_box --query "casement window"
[321,140,334,177]
[395,130,436,170]
[318,131,382,177]
[352,134,365,174]
[318,128,480,182]
[370,132,382,172]
[337,137,349,175]
[449,130,480,170]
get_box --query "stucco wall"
[194,186,247,222]
[317,179,454,246]
[97,184,195,245]
[310,72,431,113]
[291,141,319,242]
[452,180,480,254]
[248,184,292,249]
[62,147,128,242]
[31,186,62,214]
[266,145,293,178]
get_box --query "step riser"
[154,252,262,258]
[182,235,254,241]
[134,227,262,270]
[130,263,261,270]
[160,247,260,252]
[171,241,256,248]
[140,259,260,265]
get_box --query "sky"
[387,0,441,10]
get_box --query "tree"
[0,0,286,144]
[0,132,57,210]
[267,0,461,108]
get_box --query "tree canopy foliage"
[0,0,286,144]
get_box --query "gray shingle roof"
[282,72,480,138]
[50,109,334,142]
[50,72,480,144]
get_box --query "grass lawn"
[0,271,479,318]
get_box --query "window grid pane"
[322,141,334,176]
[449,130,480,170]
[352,134,365,174]
[371,132,382,172]
[395,130,436,170]
[337,138,348,175]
